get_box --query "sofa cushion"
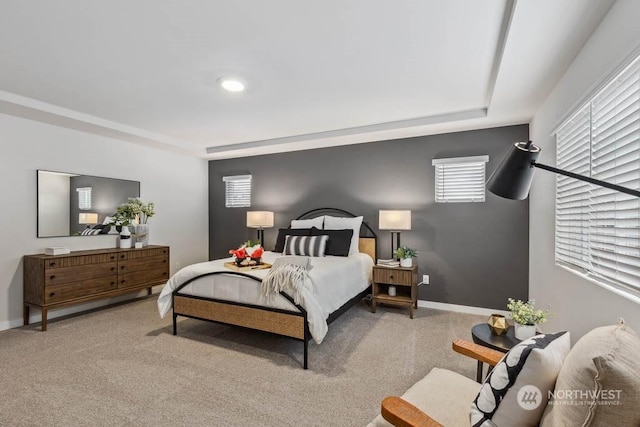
[470,331,570,427]
[368,367,481,427]
[541,319,640,427]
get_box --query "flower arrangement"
[229,240,264,266]
[393,246,418,259]
[507,298,550,326]
[115,198,155,225]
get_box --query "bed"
[157,208,377,369]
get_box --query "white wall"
[530,0,640,342]
[0,114,209,331]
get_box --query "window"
[432,155,489,203]
[555,54,640,296]
[223,175,251,208]
[76,187,92,210]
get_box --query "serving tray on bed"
[223,262,272,272]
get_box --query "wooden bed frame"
[171,208,377,369]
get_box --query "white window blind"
[432,155,489,203]
[555,54,640,295]
[223,175,251,208]
[76,187,92,210]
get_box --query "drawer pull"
[49,262,56,267]
[389,275,394,279]
[49,292,55,298]
[163,272,167,276]
[121,280,125,284]
[121,266,125,270]
[111,267,115,271]
[163,259,167,263]
[120,254,125,259]
[163,250,167,253]
[111,282,115,285]
[110,256,115,260]
[49,275,56,280]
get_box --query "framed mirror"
[37,170,140,237]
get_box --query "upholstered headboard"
[295,208,377,262]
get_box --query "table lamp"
[379,210,411,258]
[246,211,274,245]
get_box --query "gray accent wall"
[209,125,529,310]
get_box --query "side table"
[471,323,521,382]
[371,265,419,318]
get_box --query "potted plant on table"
[507,298,551,340]
[393,246,418,267]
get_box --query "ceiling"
[0,0,615,159]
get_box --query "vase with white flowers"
[507,298,551,340]
[115,198,155,247]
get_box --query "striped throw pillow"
[283,235,328,257]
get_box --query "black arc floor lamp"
[486,141,640,199]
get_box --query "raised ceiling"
[0,0,615,159]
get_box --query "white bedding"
[157,251,373,344]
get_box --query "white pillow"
[290,216,324,229]
[470,331,570,427]
[323,215,363,256]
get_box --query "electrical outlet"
[422,274,429,285]
[175,262,181,271]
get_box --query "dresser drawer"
[44,276,118,304]
[45,262,117,286]
[118,267,169,289]
[373,268,414,286]
[45,254,117,269]
[118,255,168,273]
[129,247,169,259]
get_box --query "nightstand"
[371,264,419,318]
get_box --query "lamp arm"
[532,162,640,198]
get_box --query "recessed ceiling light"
[218,77,246,92]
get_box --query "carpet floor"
[0,296,485,426]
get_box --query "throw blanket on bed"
[261,256,312,305]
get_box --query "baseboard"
[417,300,510,317]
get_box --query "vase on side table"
[514,323,537,340]
[400,258,412,268]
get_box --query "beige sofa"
[370,320,640,427]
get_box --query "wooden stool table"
[471,323,521,382]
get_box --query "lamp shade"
[78,213,98,225]
[246,211,274,228]
[486,141,541,200]
[379,210,411,231]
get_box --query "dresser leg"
[410,305,414,319]
[147,287,152,296]
[23,305,30,326]
[41,308,48,331]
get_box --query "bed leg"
[172,313,177,335]
[303,338,308,370]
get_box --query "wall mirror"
[37,170,140,237]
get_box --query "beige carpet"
[0,296,485,426]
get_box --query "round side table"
[471,323,521,382]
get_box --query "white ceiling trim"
[485,0,517,109]
[206,108,487,154]
[0,90,203,156]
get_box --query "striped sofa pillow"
[283,235,328,257]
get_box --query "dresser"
[23,245,169,330]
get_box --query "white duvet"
[157,251,373,343]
